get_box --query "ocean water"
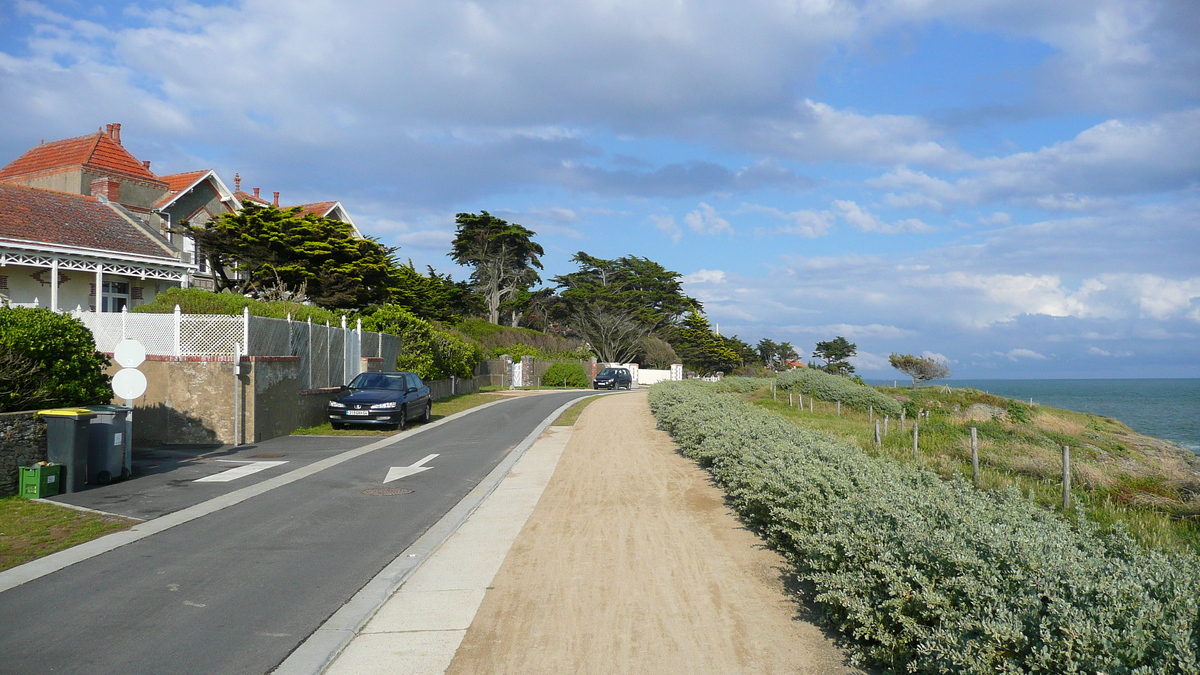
[890,379,1200,455]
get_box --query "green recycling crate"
[20,463,64,499]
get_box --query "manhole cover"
[251,454,285,458]
[362,487,413,496]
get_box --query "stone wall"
[0,411,47,498]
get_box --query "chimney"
[253,187,261,199]
[105,124,113,138]
[143,160,151,171]
[111,123,122,145]
[234,173,241,191]
[90,176,120,203]
[273,191,280,207]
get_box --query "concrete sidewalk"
[318,423,575,674]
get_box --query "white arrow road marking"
[195,460,288,483]
[384,454,439,483]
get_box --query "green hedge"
[776,368,902,416]
[541,362,590,388]
[649,381,1200,674]
[0,308,112,412]
[133,287,343,324]
[362,305,481,379]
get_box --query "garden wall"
[0,411,47,497]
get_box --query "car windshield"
[349,373,406,390]
[598,369,621,377]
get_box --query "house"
[0,124,245,307]
[0,124,363,308]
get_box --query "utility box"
[86,405,131,485]
[39,408,96,494]
[19,464,64,499]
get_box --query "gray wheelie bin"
[86,405,131,485]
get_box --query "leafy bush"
[0,308,111,412]
[776,367,902,416]
[1006,399,1033,424]
[541,362,590,388]
[362,305,482,379]
[133,287,342,324]
[649,381,1200,674]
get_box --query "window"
[102,281,130,312]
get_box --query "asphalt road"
[0,391,594,675]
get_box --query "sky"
[1,0,1197,379]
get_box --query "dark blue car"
[327,371,432,430]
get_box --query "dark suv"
[593,367,633,390]
[327,371,431,430]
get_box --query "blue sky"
[2,0,1197,378]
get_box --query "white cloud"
[1000,348,1047,361]
[833,200,936,234]
[849,350,891,371]
[683,269,727,284]
[649,214,682,243]
[683,203,732,235]
[739,203,835,237]
[1088,347,1133,357]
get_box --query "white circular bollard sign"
[112,368,148,400]
[113,339,147,369]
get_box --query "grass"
[551,395,601,426]
[0,497,136,572]
[291,392,505,436]
[748,384,1200,554]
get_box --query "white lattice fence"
[178,315,243,356]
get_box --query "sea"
[869,378,1200,455]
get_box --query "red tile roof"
[160,170,209,192]
[0,131,165,187]
[295,201,337,218]
[0,183,178,260]
[235,189,269,205]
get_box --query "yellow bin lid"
[37,408,96,418]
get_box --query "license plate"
[346,410,370,416]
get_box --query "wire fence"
[71,307,400,389]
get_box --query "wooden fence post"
[971,427,980,487]
[874,421,881,446]
[900,409,906,432]
[912,421,919,459]
[869,405,874,422]
[1062,445,1071,510]
[883,416,889,436]
[837,401,842,416]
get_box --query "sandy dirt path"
[446,391,862,675]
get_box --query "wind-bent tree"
[449,212,544,324]
[757,338,799,371]
[812,336,857,375]
[551,252,698,361]
[177,203,397,310]
[889,353,951,388]
[552,252,697,332]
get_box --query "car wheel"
[422,401,432,423]
[397,406,407,431]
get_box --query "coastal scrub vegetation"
[650,380,1200,673]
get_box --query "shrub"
[777,367,902,416]
[541,362,590,388]
[134,287,342,324]
[491,342,542,359]
[0,308,112,412]
[454,318,591,359]
[648,381,1200,674]
[362,305,482,379]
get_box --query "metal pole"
[233,342,241,446]
[124,397,133,474]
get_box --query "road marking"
[195,460,288,483]
[384,454,439,483]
